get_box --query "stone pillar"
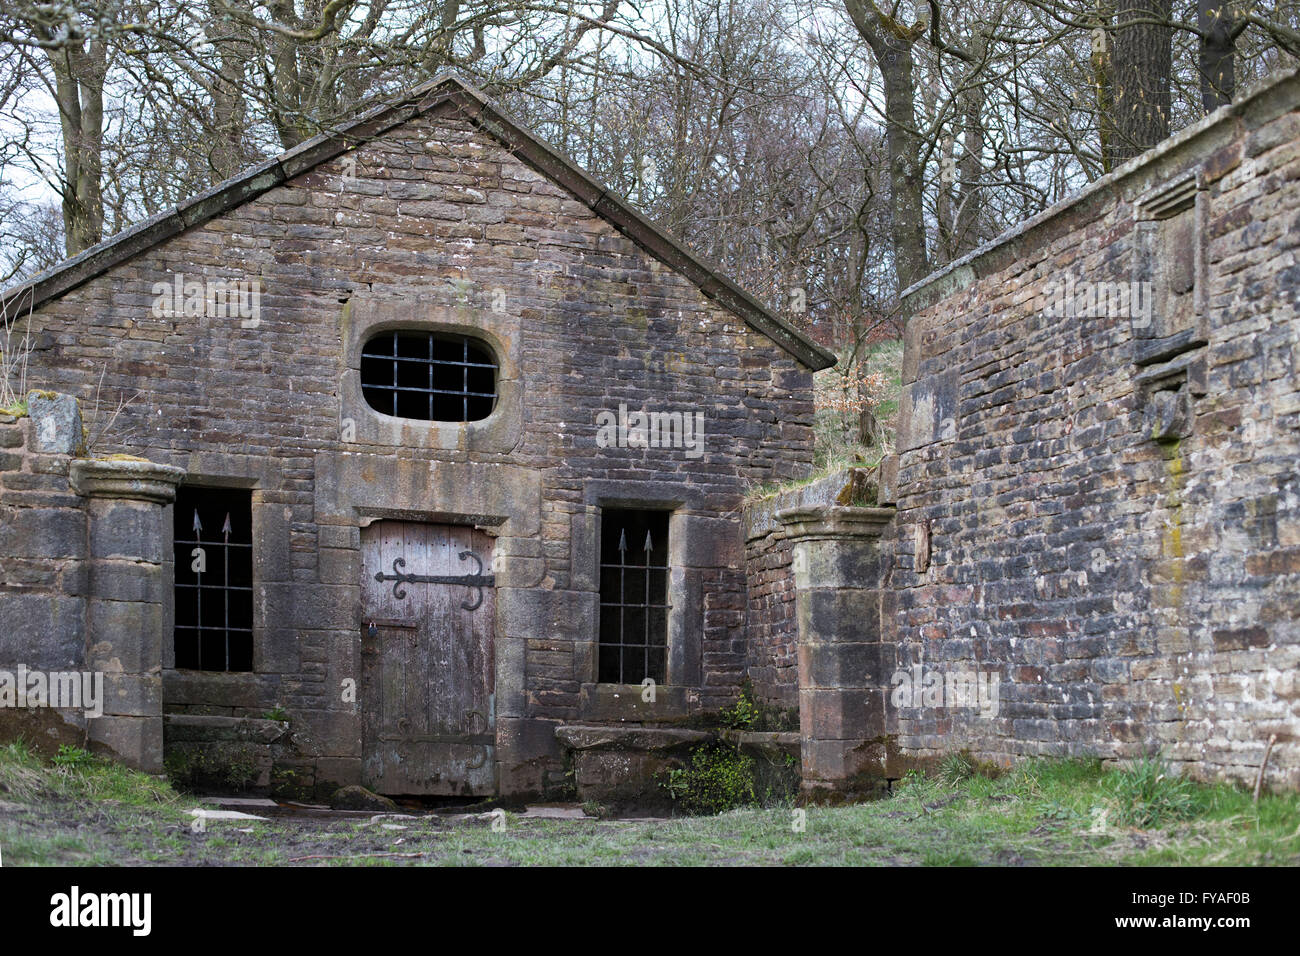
[70,458,185,773]
[776,505,896,800]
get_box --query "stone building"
[0,73,834,798]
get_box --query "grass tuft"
[1104,755,1196,829]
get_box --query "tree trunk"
[1108,0,1172,165]
[843,0,930,294]
[1094,1,1117,171]
[953,69,987,258]
[1198,0,1235,111]
[268,0,306,149]
[45,39,107,256]
[208,1,252,180]
[858,404,886,447]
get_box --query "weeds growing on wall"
[660,742,757,815]
[718,679,796,733]
[720,690,759,730]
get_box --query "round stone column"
[70,458,185,773]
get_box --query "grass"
[0,741,187,865]
[746,337,903,503]
[812,337,903,472]
[0,741,176,807]
[1,741,1296,866]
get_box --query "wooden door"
[360,521,496,795]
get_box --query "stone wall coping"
[554,725,713,752]
[774,505,896,541]
[69,457,186,503]
[743,468,861,542]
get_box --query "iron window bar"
[174,499,254,672]
[598,519,672,684]
[360,330,498,422]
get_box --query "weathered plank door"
[360,521,496,795]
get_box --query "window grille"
[598,509,671,684]
[360,331,498,422]
[174,487,254,671]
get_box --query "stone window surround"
[340,297,523,454]
[1134,169,1209,341]
[574,479,708,720]
[153,450,290,680]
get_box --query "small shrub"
[52,745,93,769]
[1106,755,1195,828]
[720,693,758,731]
[263,705,289,722]
[660,742,756,815]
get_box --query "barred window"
[598,509,671,684]
[360,330,498,422]
[173,487,254,672]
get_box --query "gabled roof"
[0,73,836,371]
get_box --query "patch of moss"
[269,763,312,801]
[834,467,879,506]
[164,745,261,793]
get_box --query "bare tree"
[842,0,931,293]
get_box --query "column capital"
[775,504,894,542]
[70,457,186,504]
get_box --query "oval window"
[360,331,498,422]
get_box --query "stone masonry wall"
[742,469,870,713]
[0,397,89,752]
[743,523,798,710]
[890,68,1300,789]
